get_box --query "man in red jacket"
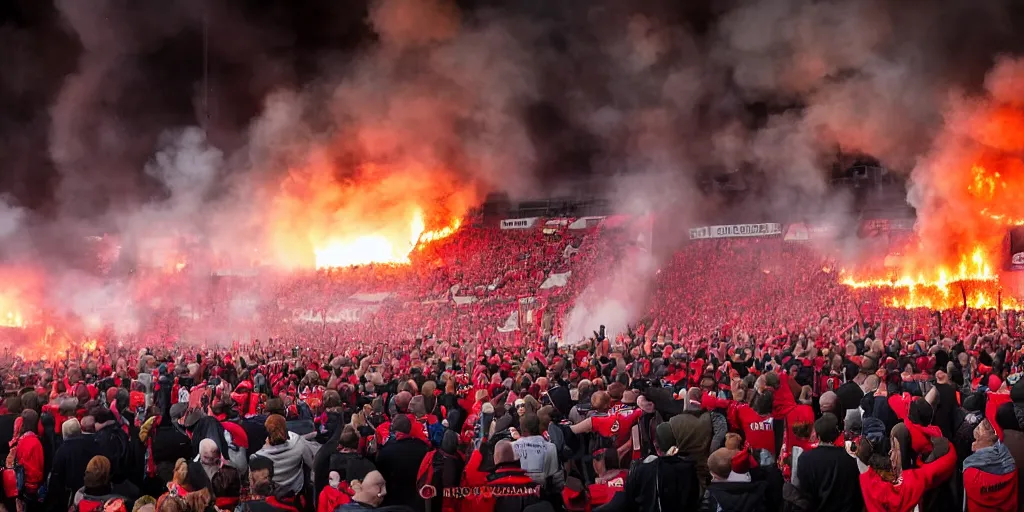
[704,390,776,455]
[5,410,44,504]
[963,419,1018,512]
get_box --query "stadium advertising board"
[500,217,539,230]
[689,223,783,240]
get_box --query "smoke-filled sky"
[2,0,1024,249]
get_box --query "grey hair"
[61,418,82,438]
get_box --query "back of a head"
[391,413,412,435]
[591,391,610,411]
[340,425,360,449]
[686,387,702,402]
[814,413,840,444]
[909,398,933,427]
[62,418,82,438]
[409,395,426,417]
[819,391,838,412]
[764,373,780,389]
[84,455,112,489]
[248,455,275,481]
[20,409,39,435]
[752,390,773,416]
[708,448,738,480]
[607,382,625,402]
[395,391,413,413]
[493,440,515,464]
[265,414,288,445]
[264,398,285,417]
[4,396,21,415]
[20,391,38,413]
[520,413,540,436]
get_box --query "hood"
[669,412,711,485]
[260,432,301,455]
[964,442,1017,476]
[706,480,767,512]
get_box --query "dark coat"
[150,424,193,483]
[0,413,17,460]
[704,479,770,512]
[46,434,100,511]
[700,480,768,512]
[795,444,863,512]
[624,454,701,512]
[1001,430,1024,512]
[376,437,431,512]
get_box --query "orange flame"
[268,153,477,269]
[841,244,1015,309]
[841,67,1024,311]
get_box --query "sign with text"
[689,223,783,240]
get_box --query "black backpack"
[96,426,132,483]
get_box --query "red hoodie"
[11,432,44,494]
[771,372,799,421]
[963,442,1018,512]
[859,440,956,512]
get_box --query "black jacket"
[150,423,193,485]
[376,437,431,512]
[46,434,100,511]
[700,480,768,512]
[624,454,701,512]
[0,413,17,460]
[794,445,863,512]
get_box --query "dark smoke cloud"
[0,0,1022,340]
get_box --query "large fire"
[313,209,463,268]
[268,151,477,269]
[0,267,105,361]
[841,245,1016,310]
[842,60,1024,310]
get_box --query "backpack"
[96,427,132,482]
[2,435,26,499]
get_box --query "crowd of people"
[2,220,1024,512]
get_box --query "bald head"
[819,391,838,413]
[494,440,515,464]
[708,448,738,481]
[355,470,386,507]
[199,438,220,465]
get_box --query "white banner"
[453,296,478,305]
[540,271,572,289]
[349,292,393,303]
[497,309,519,332]
[689,223,783,240]
[569,217,605,230]
[500,217,539,230]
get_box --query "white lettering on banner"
[689,223,783,240]
[500,217,539,230]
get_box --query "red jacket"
[771,373,799,420]
[13,432,44,493]
[702,395,775,455]
[859,438,956,512]
[963,442,1018,512]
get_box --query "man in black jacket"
[700,448,768,512]
[794,413,863,512]
[376,415,430,512]
[46,418,99,511]
[0,396,21,460]
[615,422,700,512]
